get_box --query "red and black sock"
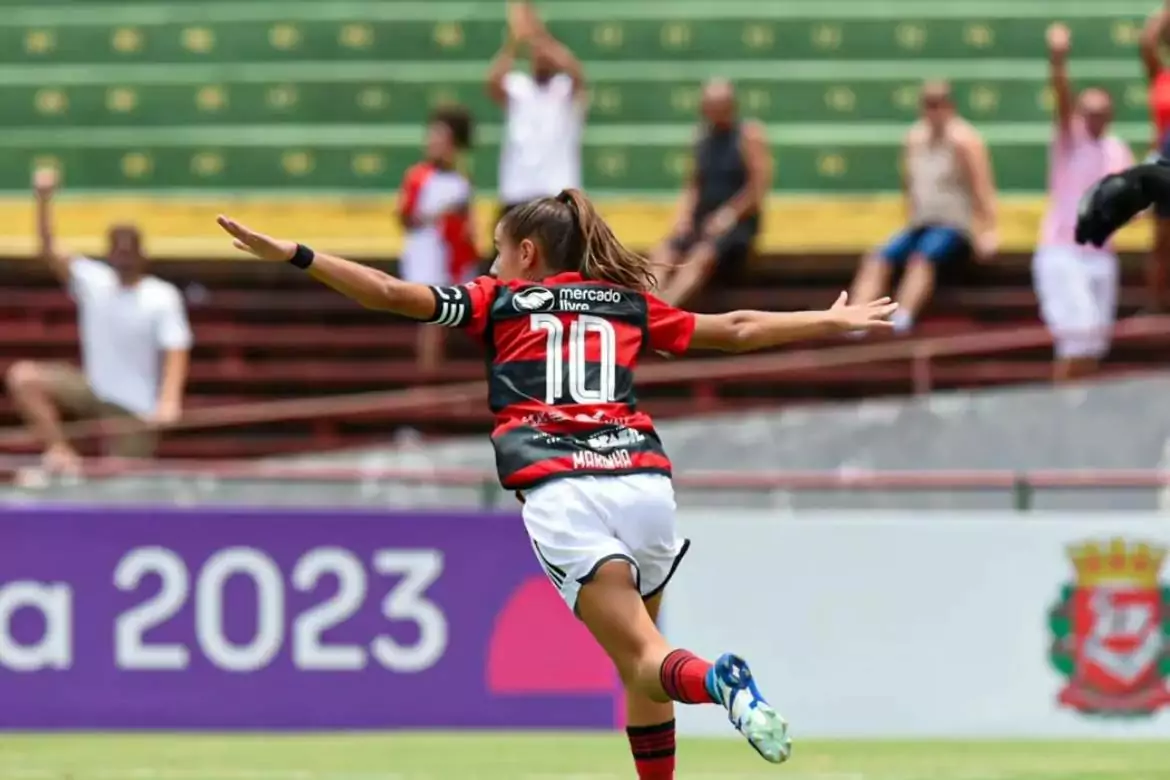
[658,649,715,704]
[626,719,676,780]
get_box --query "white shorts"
[1032,245,1119,359]
[521,473,690,611]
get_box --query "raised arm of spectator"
[485,33,519,105]
[515,1,585,94]
[1142,7,1170,151]
[1047,23,1074,135]
[32,168,73,285]
[528,33,586,94]
[1141,8,1169,82]
[955,127,999,258]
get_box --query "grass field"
[0,734,1168,780]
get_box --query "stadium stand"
[0,0,1155,253]
[2,257,1167,459]
[0,0,1165,459]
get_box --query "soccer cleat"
[705,653,792,764]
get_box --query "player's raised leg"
[576,563,791,764]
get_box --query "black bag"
[1076,160,1170,247]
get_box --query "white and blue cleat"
[705,653,792,765]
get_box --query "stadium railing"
[0,314,1168,451]
[0,314,1168,473]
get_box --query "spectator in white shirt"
[488,1,586,220]
[5,168,193,473]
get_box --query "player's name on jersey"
[572,449,635,470]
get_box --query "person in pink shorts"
[1033,23,1135,381]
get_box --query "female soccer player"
[216,190,895,776]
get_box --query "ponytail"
[558,189,657,292]
[500,189,657,292]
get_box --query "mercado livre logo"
[1048,538,1170,716]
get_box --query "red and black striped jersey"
[427,272,696,490]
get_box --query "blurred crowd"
[9,1,1170,473]
[373,3,1170,385]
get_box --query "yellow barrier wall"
[0,195,1150,259]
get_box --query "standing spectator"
[1140,4,1170,312]
[1033,24,1134,382]
[487,1,586,220]
[397,106,477,374]
[651,79,772,307]
[848,81,998,335]
[5,168,192,472]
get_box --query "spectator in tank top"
[1033,23,1134,382]
[487,1,586,221]
[397,105,477,374]
[6,167,192,475]
[651,79,773,307]
[849,81,998,336]
[1139,4,1170,312]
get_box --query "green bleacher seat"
[0,0,1156,255]
[0,75,1152,129]
[0,15,1148,64]
[0,137,1132,193]
[0,82,495,127]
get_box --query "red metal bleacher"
[0,253,1164,459]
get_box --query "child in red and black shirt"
[397,105,477,373]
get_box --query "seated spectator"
[6,168,192,473]
[849,81,998,335]
[652,79,771,307]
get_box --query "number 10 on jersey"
[530,313,617,404]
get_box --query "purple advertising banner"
[0,506,623,729]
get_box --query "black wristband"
[288,243,315,270]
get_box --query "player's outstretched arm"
[216,216,438,320]
[688,293,897,353]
